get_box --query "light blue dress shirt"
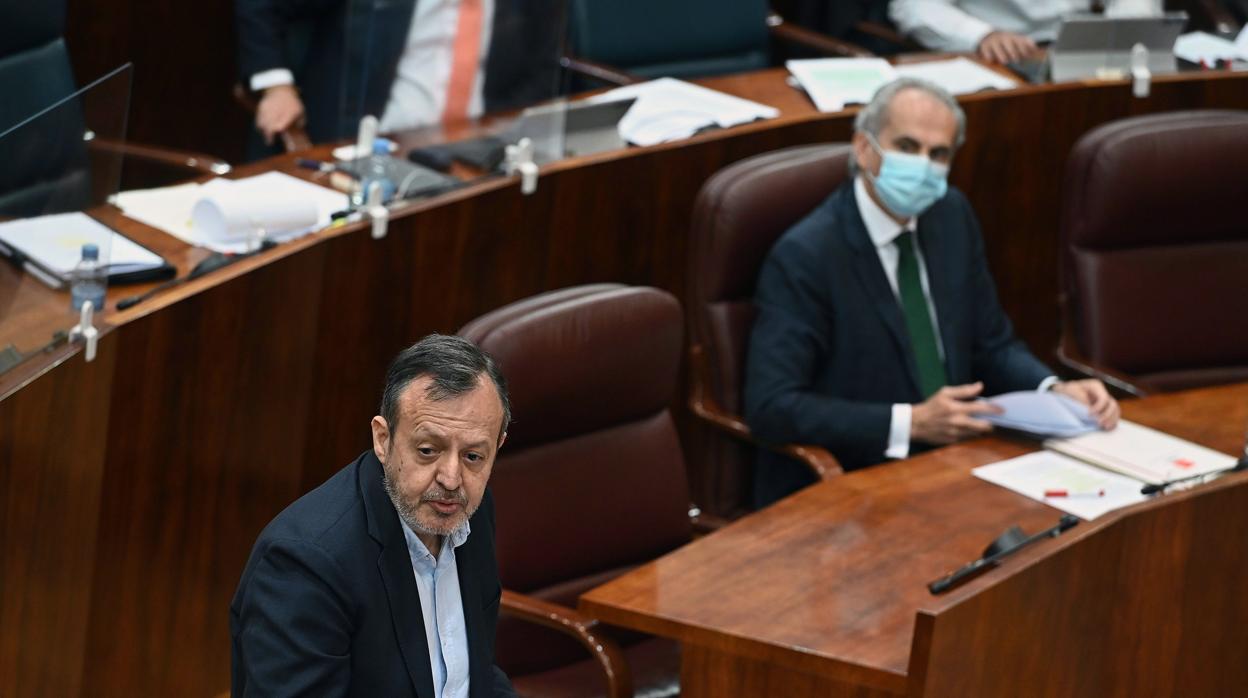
[401,519,472,698]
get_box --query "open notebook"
[0,212,173,289]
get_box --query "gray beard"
[381,470,474,538]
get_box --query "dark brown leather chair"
[459,284,692,698]
[687,144,853,517]
[1058,110,1248,396]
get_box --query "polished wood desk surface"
[580,382,1248,694]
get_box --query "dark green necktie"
[895,230,947,398]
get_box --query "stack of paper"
[786,58,897,112]
[0,212,168,289]
[973,451,1148,520]
[591,78,779,146]
[115,172,348,253]
[1174,27,1248,65]
[1046,420,1238,485]
[786,57,1018,113]
[983,391,1098,438]
[894,58,1019,94]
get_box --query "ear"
[497,431,508,452]
[852,131,875,176]
[371,416,391,464]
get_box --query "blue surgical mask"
[865,135,949,218]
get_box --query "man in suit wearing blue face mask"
[744,77,1120,508]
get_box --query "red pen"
[1044,489,1104,498]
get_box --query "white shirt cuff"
[1037,376,1060,392]
[250,68,295,92]
[886,403,912,460]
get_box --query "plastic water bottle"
[70,243,106,313]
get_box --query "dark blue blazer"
[744,182,1052,507]
[234,0,564,143]
[230,451,514,697]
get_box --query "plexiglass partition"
[0,64,132,375]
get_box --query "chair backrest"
[1060,110,1248,392]
[459,284,692,675]
[687,143,854,516]
[0,0,88,218]
[567,0,769,79]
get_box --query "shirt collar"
[854,176,915,249]
[399,515,472,562]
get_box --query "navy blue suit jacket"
[744,182,1052,507]
[234,0,564,143]
[230,451,514,697]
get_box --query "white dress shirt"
[889,0,1091,53]
[854,177,1057,459]
[401,518,472,698]
[380,0,496,132]
[249,0,495,132]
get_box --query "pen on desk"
[1043,489,1104,498]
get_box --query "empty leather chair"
[1059,110,1248,395]
[686,144,852,517]
[459,284,691,698]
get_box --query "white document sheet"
[591,78,779,147]
[983,390,1098,438]
[973,451,1148,520]
[0,212,165,283]
[1174,30,1248,64]
[786,58,897,112]
[115,172,348,253]
[894,57,1019,95]
[1045,420,1238,485]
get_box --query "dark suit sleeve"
[959,199,1054,393]
[234,538,355,697]
[234,0,340,84]
[745,238,893,466]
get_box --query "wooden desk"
[3,68,1247,696]
[580,383,1248,697]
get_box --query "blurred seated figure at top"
[889,0,1162,64]
[889,0,1088,64]
[234,0,563,149]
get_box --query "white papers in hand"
[973,451,1147,520]
[1046,420,1238,485]
[983,390,1098,438]
[785,58,897,112]
[0,212,165,287]
[592,77,779,146]
[116,172,348,253]
[893,57,1019,95]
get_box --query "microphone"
[116,242,275,311]
[929,515,1080,595]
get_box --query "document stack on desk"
[1174,27,1248,65]
[1045,420,1238,485]
[0,212,172,289]
[589,77,779,146]
[786,57,1017,112]
[975,418,1240,519]
[115,172,348,253]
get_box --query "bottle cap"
[82,243,99,261]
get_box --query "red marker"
[1044,489,1105,498]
